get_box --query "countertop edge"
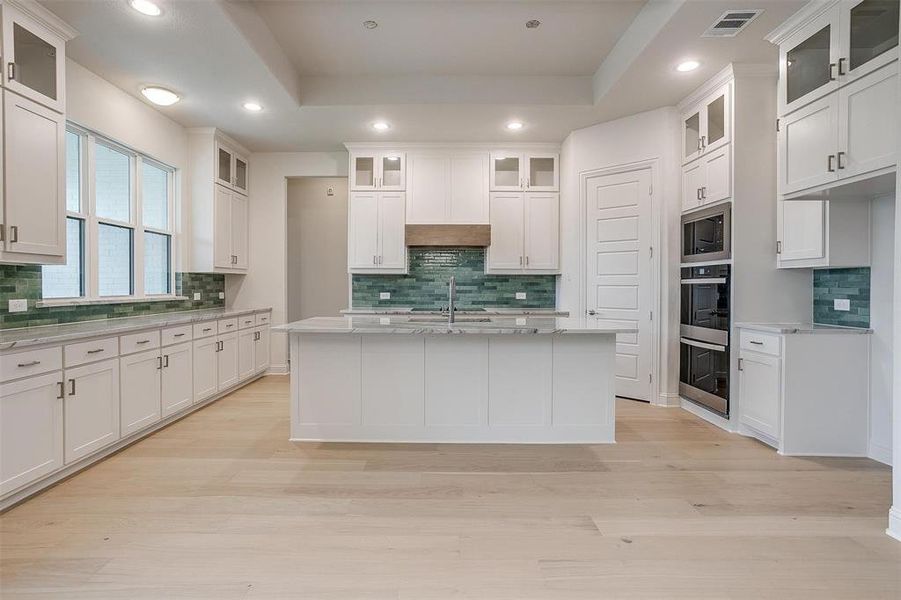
[735,322,873,335]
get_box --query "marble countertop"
[277,316,636,335]
[735,322,873,335]
[1,307,273,351]
[341,308,570,316]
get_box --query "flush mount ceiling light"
[141,86,180,106]
[506,121,524,131]
[676,60,700,72]
[129,0,161,16]
[372,121,390,131]
[363,20,378,29]
[525,19,541,29]
[243,101,263,112]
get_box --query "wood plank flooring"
[1,376,898,599]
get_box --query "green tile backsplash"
[352,247,557,309]
[0,265,225,329]
[813,267,870,328]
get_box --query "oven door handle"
[680,337,727,352]
[680,278,727,285]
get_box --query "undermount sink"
[406,316,492,323]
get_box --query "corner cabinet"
[487,192,559,274]
[348,192,407,273]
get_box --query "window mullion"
[134,154,144,298]
[87,134,100,300]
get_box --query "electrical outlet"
[379,292,391,300]
[516,318,527,326]
[380,317,390,325]
[193,292,201,301]
[327,186,335,197]
[8,299,27,313]
[834,298,851,311]
[219,292,225,300]
[515,292,527,300]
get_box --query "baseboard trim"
[267,364,289,375]
[867,442,893,466]
[653,392,681,407]
[887,507,901,542]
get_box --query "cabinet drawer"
[193,322,218,339]
[1,346,63,382]
[64,337,119,368]
[120,330,161,355]
[238,314,257,330]
[161,325,192,346]
[739,331,781,356]
[255,312,271,325]
[218,318,238,334]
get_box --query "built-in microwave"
[681,204,731,263]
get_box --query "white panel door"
[487,192,524,270]
[0,372,64,495]
[348,192,379,270]
[778,200,826,264]
[119,349,162,436]
[681,160,703,212]
[524,193,559,271]
[585,168,653,401]
[838,64,898,178]
[217,333,239,390]
[779,95,839,195]
[213,185,233,269]
[3,91,65,257]
[161,342,193,417]
[450,152,489,223]
[378,192,407,269]
[254,327,271,372]
[192,337,218,403]
[64,359,120,464]
[237,328,256,381]
[739,352,781,440]
[406,153,449,223]
[231,193,248,269]
[702,144,731,205]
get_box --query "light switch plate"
[834,298,851,311]
[219,292,225,300]
[193,292,201,301]
[8,299,27,313]
[379,292,391,300]
[515,292,527,300]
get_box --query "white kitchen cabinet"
[254,326,270,373]
[776,4,842,115]
[490,152,559,192]
[211,185,248,271]
[487,193,524,270]
[348,192,407,273]
[681,82,731,165]
[777,198,870,268]
[681,144,732,212]
[192,336,218,403]
[217,332,239,390]
[738,351,781,440]
[523,193,559,270]
[406,151,489,223]
[120,349,162,436]
[1,3,69,113]
[238,328,256,381]
[0,372,64,496]
[487,192,559,273]
[351,152,405,191]
[215,140,249,195]
[230,192,249,270]
[63,358,120,464]
[681,160,704,212]
[778,94,840,195]
[161,342,193,417]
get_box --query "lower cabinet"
[161,342,193,417]
[0,372,64,495]
[238,328,256,381]
[63,358,120,464]
[254,327,270,372]
[217,332,239,389]
[738,351,781,440]
[193,336,219,403]
[120,349,163,436]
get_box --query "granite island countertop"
[276,315,635,335]
[735,322,873,335]
[341,308,570,317]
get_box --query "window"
[42,126,176,300]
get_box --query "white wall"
[559,107,681,405]
[871,195,895,466]
[228,152,348,372]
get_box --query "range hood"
[405,224,491,247]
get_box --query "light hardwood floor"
[1,376,898,599]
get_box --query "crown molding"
[6,0,79,40]
[677,64,734,111]
[765,0,837,45]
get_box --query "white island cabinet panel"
[424,337,488,428]
[296,335,361,427]
[488,337,551,426]
[64,358,120,464]
[362,336,425,426]
[552,336,614,428]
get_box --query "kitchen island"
[276,316,636,444]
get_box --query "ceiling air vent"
[702,10,763,38]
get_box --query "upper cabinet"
[486,192,559,274]
[680,82,731,165]
[215,141,249,195]
[348,191,407,274]
[351,152,406,191]
[406,150,489,224]
[777,198,871,269]
[489,152,559,192]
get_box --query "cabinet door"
[161,342,192,417]
[378,152,405,191]
[406,153,449,223]
[217,333,239,390]
[0,372,64,495]
[778,94,839,195]
[254,327,271,372]
[739,352,781,440]
[681,160,703,212]
[348,192,380,270]
[351,154,378,191]
[525,154,559,192]
[216,143,233,189]
[487,192,524,270]
[524,193,559,271]
[837,63,898,178]
[839,0,899,84]
[213,185,233,269]
[450,152,489,223]
[778,5,841,115]
[778,200,826,265]
[3,91,65,257]
[2,6,66,112]
[192,337,218,403]
[701,84,730,155]
[489,152,524,191]
[234,153,249,194]
[64,359,120,464]
[231,193,249,269]
[119,349,162,436]
[378,192,407,270]
[237,329,256,381]
[702,144,731,205]
[682,109,702,164]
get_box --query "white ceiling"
[41,0,806,152]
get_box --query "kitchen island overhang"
[276,317,637,444]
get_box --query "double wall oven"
[679,205,731,417]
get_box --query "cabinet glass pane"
[12,23,57,101]
[494,157,520,187]
[41,218,84,299]
[684,113,700,158]
[144,232,171,295]
[142,160,169,230]
[218,148,231,183]
[235,157,247,189]
[66,131,81,213]
[98,224,133,296]
[786,25,832,104]
[706,95,725,146]
[529,157,555,187]
[849,0,899,71]
[95,144,132,223]
[381,155,402,187]
[354,157,374,187]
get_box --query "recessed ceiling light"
[525,20,541,29]
[676,60,700,72]
[372,121,390,131]
[506,121,524,131]
[141,86,180,106]
[363,20,378,29]
[243,101,263,112]
[129,0,161,17]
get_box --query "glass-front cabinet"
[680,83,730,165]
[842,0,899,80]
[2,5,67,112]
[350,152,405,191]
[525,154,559,192]
[489,152,559,191]
[215,141,249,195]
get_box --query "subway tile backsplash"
[813,267,870,328]
[352,247,557,309]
